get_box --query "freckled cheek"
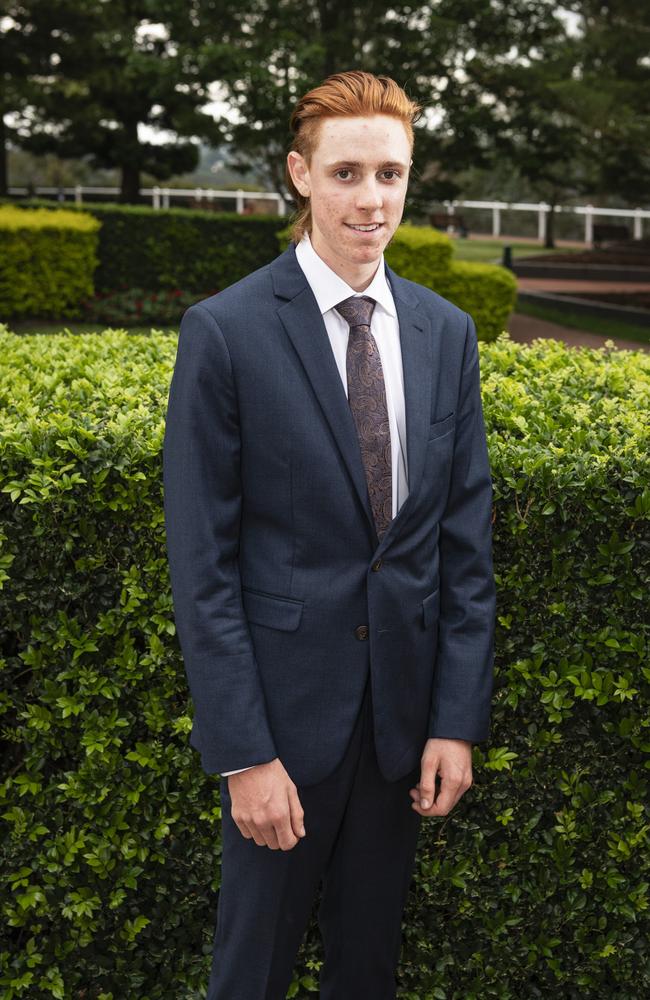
[323,187,350,210]
[317,196,347,226]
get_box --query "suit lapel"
[277,282,377,535]
[270,243,442,551]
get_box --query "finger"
[239,813,278,849]
[441,776,471,813]
[236,818,254,840]
[275,820,300,852]
[250,826,268,847]
[288,786,306,841]
[427,774,465,816]
[274,797,300,851]
[257,816,281,850]
[427,783,456,815]
[418,762,439,810]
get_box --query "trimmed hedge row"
[381,221,454,282]
[1,325,648,999]
[433,258,520,343]
[3,198,286,297]
[383,228,515,342]
[3,200,516,341]
[0,206,99,319]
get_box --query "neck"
[308,232,381,291]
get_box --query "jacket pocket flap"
[428,411,455,441]
[422,587,440,629]
[242,587,304,632]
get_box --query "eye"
[333,168,402,181]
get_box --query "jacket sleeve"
[428,312,496,744]
[163,302,279,774]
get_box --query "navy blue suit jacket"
[162,240,496,786]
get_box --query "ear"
[287,151,310,198]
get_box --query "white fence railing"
[7,185,649,242]
[7,184,287,216]
[443,199,648,243]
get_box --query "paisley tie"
[334,294,392,541]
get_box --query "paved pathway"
[507,313,649,353]
[518,277,650,294]
[458,234,586,249]
[510,265,650,353]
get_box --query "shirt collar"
[294,231,397,319]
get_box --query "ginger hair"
[285,70,422,244]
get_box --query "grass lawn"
[516,298,650,346]
[449,238,582,265]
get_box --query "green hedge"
[384,222,454,283]
[0,206,100,319]
[3,201,515,339]
[5,198,286,296]
[433,258,519,342]
[278,222,517,343]
[1,324,648,998]
[387,229,516,341]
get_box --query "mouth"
[345,223,384,234]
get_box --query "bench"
[430,212,468,237]
[593,223,630,247]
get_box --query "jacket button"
[355,625,369,640]
[371,559,382,571]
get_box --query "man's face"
[288,114,412,278]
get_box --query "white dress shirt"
[221,230,409,776]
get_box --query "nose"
[355,175,383,213]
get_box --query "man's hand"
[226,757,306,850]
[409,738,473,817]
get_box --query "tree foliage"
[2,0,244,200]
[2,0,649,218]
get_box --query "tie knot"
[334,295,376,330]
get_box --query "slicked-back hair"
[285,70,422,245]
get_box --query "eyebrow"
[326,160,409,170]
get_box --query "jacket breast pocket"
[422,587,440,629]
[242,586,304,632]
[428,411,455,442]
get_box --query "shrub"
[5,199,285,295]
[433,258,518,342]
[79,287,215,327]
[0,326,648,998]
[0,206,100,320]
[3,202,516,340]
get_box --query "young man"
[163,70,496,1000]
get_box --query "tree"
[0,1,54,195]
[462,2,650,245]
[3,0,243,201]
[557,1,650,204]
[207,0,571,218]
